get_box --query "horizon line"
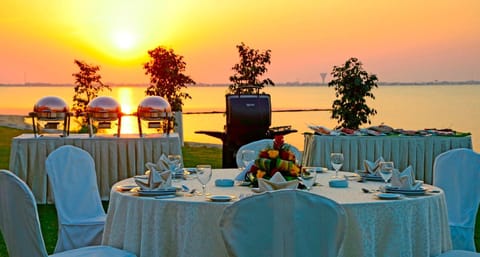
[2,80,480,87]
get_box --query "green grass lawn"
[0,126,478,255]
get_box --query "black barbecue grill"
[196,88,297,168]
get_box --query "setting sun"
[113,30,136,51]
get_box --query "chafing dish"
[29,96,70,137]
[86,96,122,137]
[136,96,173,137]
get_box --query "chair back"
[0,170,49,257]
[236,139,302,168]
[46,145,105,223]
[433,148,480,251]
[219,190,346,257]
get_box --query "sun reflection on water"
[117,87,137,134]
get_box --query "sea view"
[0,84,479,152]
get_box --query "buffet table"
[9,133,182,203]
[102,169,452,257]
[303,134,472,184]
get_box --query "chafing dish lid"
[87,96,121,113]
[33,96,69,113]
[137,96,172,114]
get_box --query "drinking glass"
[168,154,182,181]
[330,153,344,178]
[300,166,317,190]
[239,149,256,170]
[196,164,212,196]
[379,161,394,186]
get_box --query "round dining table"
[102,169,452,257]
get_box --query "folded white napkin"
[390,165,423,190]
[235,162,253,181]
[134,165,172,190]
[256,172,299,192]
[363,157,385,175]
[145,154,170,173]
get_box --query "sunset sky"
[1,0,479,84]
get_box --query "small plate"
[207,195,234,202]
[306,167,327,173]
[344,173,361,181]
[358,171,384,181]
[116,185,138,191]
[375,193,402,200]
[235,180,251,186]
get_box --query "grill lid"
[137,96,172,120]
[33,96,69,119]
[226,94,271,128]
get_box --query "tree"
[71,59,110,125]
[144,46,196,111]
[228,42,274,94]
[328,57,378,130]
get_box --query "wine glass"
[196,164,212,196]
[300,166,317,190]
[330,153,344,178]
[168,154,182,181]
[379,161,394,186]
[239,149,256,170]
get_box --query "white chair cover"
[433,148,480,252]
[219,189,346,257]
[0,170,137,257]
[436,250,480,257]
[236,139,302,168]
[46,145,106,253]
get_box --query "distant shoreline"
[0,114,31,130]
[1,81,480,87]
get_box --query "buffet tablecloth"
[102,169,452,257]
[8,133,182,203]
[302,134,472,184]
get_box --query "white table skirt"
[8,133,182,203]
[302,134,472,184]
[102,169,452,257]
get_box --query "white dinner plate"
[384,187,426,196]
[206,195,234,202]
[137,188,178,197]
[375,193,402,200]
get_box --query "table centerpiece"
[245,135,301,187]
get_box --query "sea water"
[0,84,479,151]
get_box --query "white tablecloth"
[102,169,452,257]
[303,134,472,184]
[8,133,182,203]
